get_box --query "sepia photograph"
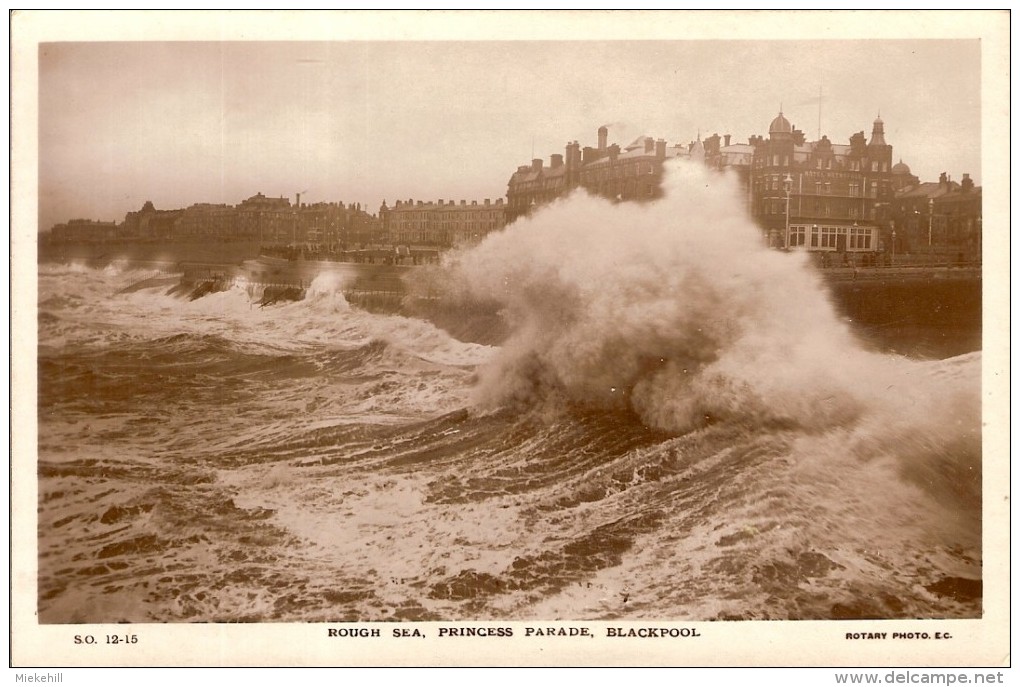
[11,10,1010,669]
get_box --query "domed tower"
[765,110,797,163]
[890,159,919,191]
[753,110,799,248]
[868,115,887,146]
[859,115,895,236]
[866,114,892,168]
[769,110,793,138]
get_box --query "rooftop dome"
[891,159,912,175]
[769,111,792,135]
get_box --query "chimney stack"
[551,153,563,168]
[655,138,666,158]
[532,158,543,172]
[724,134,731,146]
[598,126,608,150]
[644,137,654,153]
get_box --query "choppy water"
[37,164,981,623]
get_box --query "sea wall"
[824,269,981,358]
[47,245,981,356]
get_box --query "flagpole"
[817,85,822,140]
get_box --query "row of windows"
[787,224,874,250]
[755,156,888,173]
[388,212,502,221]
[391,223,500,231]
[580,162,657,181]
[757,175,884,195]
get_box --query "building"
[50,219,118,242]
[379,198,506,248]
[236,192,294,244]
[578,135,682,203]
[346,204,383,248]
[505,142,580,223]
[505,126,752,224]
[176,203,237,241]
[889,172,981,262]
[890,159,920,192]
[50,193,382,253]
[749,112,895,259]
[118,201,184,241]
[296,201,365,253]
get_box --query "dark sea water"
[37,165,982,623]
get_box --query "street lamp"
[928,197,934,247]
[891,224,897,266]
[784,174,793,249]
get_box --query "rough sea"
[36,164,982,624]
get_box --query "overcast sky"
[32,16,992,232]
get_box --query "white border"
[10,10,1011,668]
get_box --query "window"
[824,182,831,195]
[849,183,860,197]
[871,161,879,172]
[849,225,872,250]
[789,225,806,247]
[819,225,839,248]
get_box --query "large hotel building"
[505,114,978,262]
